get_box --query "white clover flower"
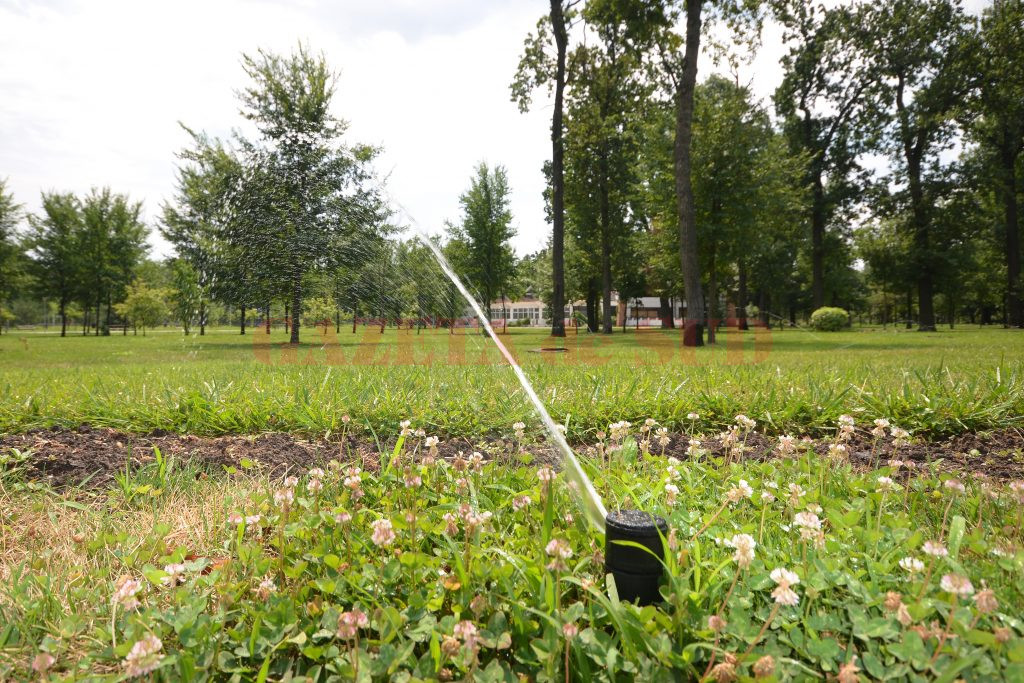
[123,635,163,678]
[160,563,187,587]
[337,609,369,639]
[512,421,526,431]
[687,412,700,420]
[254,576,276,600]
[425,435,440,449]
[334,511,352,524]
[899,557,926,574]
[726,479,754,504]
[665,483,679,506]
[726,533,756,569]
[370,519,396,547]
[793,511,821,530]
[770,567,800,587]
[112,576,142,610]
[769,567,800,605]
[922,540,948,557]
[546,538,572,559]
[283,476,299,489]
[777,435,797,455]
[404,473,422,488]
[940,573,974,597]
[876,476,897,493]
[308,467,325,479]
[735,414,756,430]
[307,478,323,494]
[537,466,556,483]
[545,538,573,571]
[273,487,294,508]
[943,479,966,494]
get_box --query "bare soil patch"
[2,425,1022,489]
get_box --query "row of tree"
[2,0,1021,340]
[510,0,1023,339]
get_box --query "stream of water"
[392,206,608,531]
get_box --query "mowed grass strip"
[0,326,1021,438]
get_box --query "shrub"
[810,306,850,331]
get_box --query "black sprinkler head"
[604,509,668,605]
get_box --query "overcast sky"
[0,0,989,258]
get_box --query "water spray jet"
[392,203,664,603]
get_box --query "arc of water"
[390,204,607,531]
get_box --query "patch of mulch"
[1,424,1022,490]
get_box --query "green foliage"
[2,419,1022,680]
[115,280,167,335]
[446,162,517,312]
[225,45,389,344]
[169,259,202,335]
[301,296,336,330]
[0,178,26,310]
[810,306,850,331]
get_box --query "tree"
[115,280,167,336]
[613,0,762,344]
[773,0,872,312]
[512,2,578,338]
[446,162,517,318]
[859,0,975,331]
[169,258,201,335]
[230,45,386,345]
[0,179,25,330]
[970,0,1024,327]
[27,192,82,336]
[77,188,148,335]
[163,129,242,336]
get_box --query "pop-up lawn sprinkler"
[605,510,668,605]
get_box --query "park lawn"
[0,324,1021,439]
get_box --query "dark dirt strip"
[1,424,1022,489]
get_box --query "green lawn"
[0,325,1021,438]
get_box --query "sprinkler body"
[604,510,667,605]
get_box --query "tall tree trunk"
[240,306,247,335]
[674,0,706,347]
[806,121,827,311]
[199,300,206,336]
[659,296,674,329]
[585,284,598,333]
[906,289,913,329]
[1002,144,1022,327]
[549,0,567,338]
[352,306,358,334]
[290,278,301,344]
[60,299,67,337]
[737,260,749,330]
[105,293,112,336]
[284,303,290,335]
[708,241,717,344]
[265,304,271,335]
[599,155,613,335]
[336,309,340,334]
[94,291,101,336]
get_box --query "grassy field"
[0,325,1021,439]
[3,326,1024,680]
